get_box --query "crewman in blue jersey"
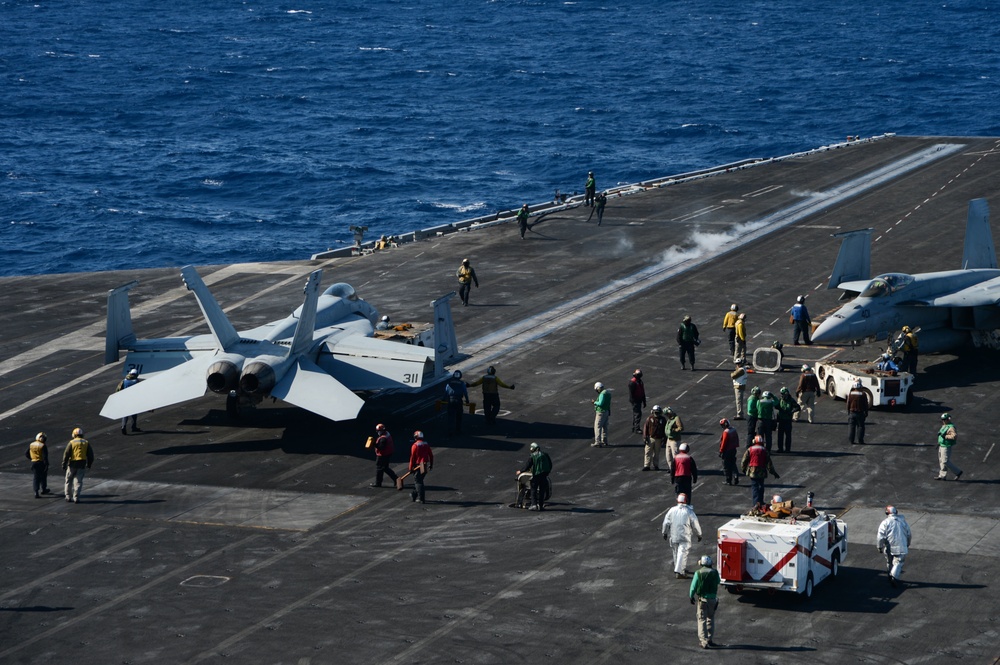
[445,370,470,435]
[116,368,142,434]
[791,295,813,345]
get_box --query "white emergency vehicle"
[814,360,914,407]
[717,502,848,599]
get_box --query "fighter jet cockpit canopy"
[323,283,358,301]
[860,273,914,298]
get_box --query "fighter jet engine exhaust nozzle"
[240,361,277,396]
[206,360,241,394]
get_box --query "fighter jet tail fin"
[287,270,324,358]
[961,199,997,270]
[432,292,460,377]
[181,266,241,350]
[827,228,873,291]
[105,280,140,364]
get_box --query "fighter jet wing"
[927,276,1000,308]
[327,335,435,363]
[99,354,216,419]
[316,335,435,391]
[270,356,366,422]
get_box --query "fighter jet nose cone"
[811,318,839,343]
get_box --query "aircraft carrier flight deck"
[2,135,999,664]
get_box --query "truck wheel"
[831,550,840,578]
[826,378,838,399]
[862,388,875,407]
[802,572,814,599]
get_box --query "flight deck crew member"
[775,387,800,452]
[677,315,700,370]
[877,505,912,587]
[444,370,469,435]
[592,382,611,447]
[671,443,698,503]
[664,406,684,466]
[791,295,813,345]
[746,386,761,442]
[116,368,142,435]
[520,442,553,511]
[756,391,777,452]
[516,204,530,239]
[628,368,646,433]
[846,380,869,445]
[662,493,702,578]
[456,258,479,306]
[409,431,433,504]
[718,419,740,485]
[642,405,667,471]
[25,432,51,498]
[876,353,899,372]
[467,366,515,427]
[584,171,596,207]
[900,326,919,373]
[370,423,398,488]
[731,365,747,420]
[741,435,779,509]
[795,364,820,423]
[722,304,739,357]
[935,413,963,480]
[62,427,93,503]
[595,191,607,225]
[690,555,721,649]
[733,312,747,364]
[375,315,392,331]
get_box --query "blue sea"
[4,1,1000,277]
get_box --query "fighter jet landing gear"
[226,390,258,419]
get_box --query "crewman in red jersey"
[408,431,434,504]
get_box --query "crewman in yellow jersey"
[25,432,52,498]
[722,304,739,357]
[456,258,479,306]
[62,427,94,503]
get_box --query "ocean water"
[4,0,1000,277]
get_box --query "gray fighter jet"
[812,198,1000,352]
[100,266,458,422]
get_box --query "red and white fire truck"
[717,503,848,599]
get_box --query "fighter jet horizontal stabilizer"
[100,354,214,419]
[270,356,366,422]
